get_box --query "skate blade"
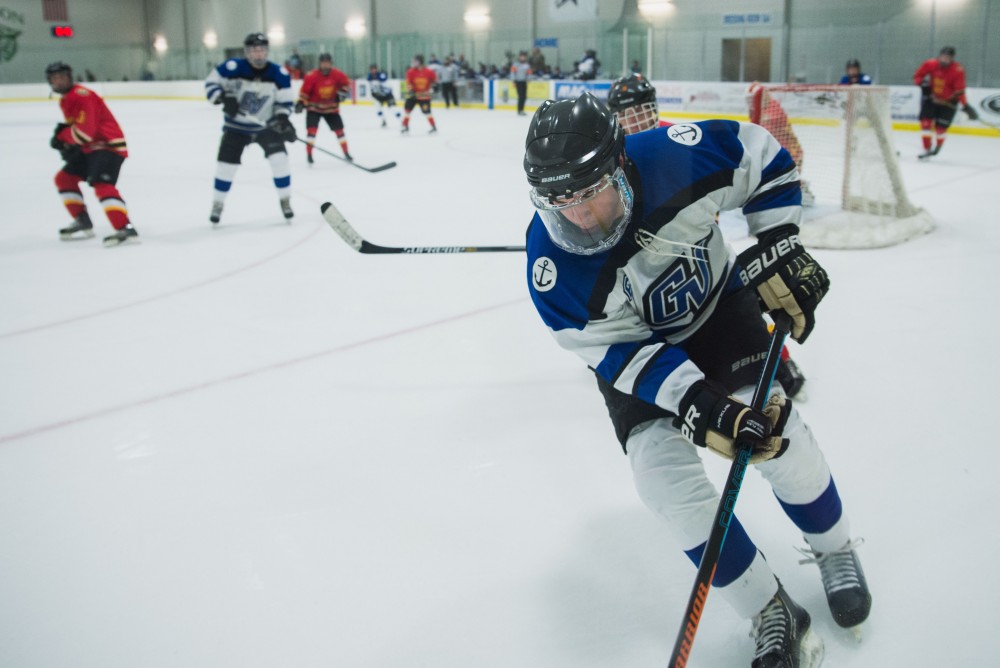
[60,230,95,241]
[800,628,825,668]
[102,236,140,248]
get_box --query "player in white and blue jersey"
[204,32,296,224]
[523,93,871,667]
[367,64,400,128]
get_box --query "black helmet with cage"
[244,32,269,68]
[44,61,74,93]
[845,58,861,70]
[607,74,659,135]
[524,92,633,255]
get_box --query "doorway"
[721,37,771,82]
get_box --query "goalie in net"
[747,83,934,249]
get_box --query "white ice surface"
[1,99,999,667]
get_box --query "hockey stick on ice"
[320,202,526,254]
[297,137,397,173]
[668,311,792,668]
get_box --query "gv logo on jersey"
[532,257,557,292]
[242,92,271,116]
[642,236,712,329]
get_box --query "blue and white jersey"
[526,120,801,415]
[839,73,872,85]
[204,58,294,134]
[367,70,392,96]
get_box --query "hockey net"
[748,84,934,249]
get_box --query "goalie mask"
[607,75,659,135]
[524,93,633,255]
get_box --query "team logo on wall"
[532,257,557,292]
[549,0,597,22]
[0,6,25,63]
[667,124,703,146]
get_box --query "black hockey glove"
[676,380,791,465]
[737,226,829,343]
[267,115,297,142]
[50,123,69,150]
[920,82,932,100]
[59,144,83,162]
[215,94,240,117]
[963,104,979,121]
[294,100,305,114]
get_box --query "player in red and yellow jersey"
[401,54,437,134]
[296,53,352,163]
[913,46,979,158]
[46,61,138,247]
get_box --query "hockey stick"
[297,137,397,173]
[320,202,526,254]
[668,311,792,668]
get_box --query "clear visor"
[530,167,633,255]
[246,45,269,67]
[614,101,659,135]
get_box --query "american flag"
[43,0,68,22]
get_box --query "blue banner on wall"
[534,38,558,48]
[554,81,611,100]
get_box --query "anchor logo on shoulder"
[667,124,703,146]
[532,256,557,292]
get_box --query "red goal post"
[748,83,934,249]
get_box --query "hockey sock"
[335,129,349,155]
[93,183,130,230]
[267,152,291,199]
[306,127,318,157]
[934,127,947,151]
[213,161,239,202]
[55,170,86,219]
[427,115,436,129]
[402,113,410,128]
[920,119,933,150]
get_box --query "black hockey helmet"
[318,53,333,63]
[525,93,633,255]
[845,59,861,70]
[524,92,624,198]
[244,32,268,47]
[607,74,656,113]
[44,61,72,78]
[939,46,956,56]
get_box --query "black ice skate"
[428,126,438,134]
[798,539,871,636]
[400,125,409,134]
[918,145,941,160]
[279,197,294,220]
[307,153,314,165]
[102,225,139,248]
[343,152,353,161]
[209,201,224,224]
[750,584,824,668]
[59,211,94,240]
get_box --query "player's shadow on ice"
[539,509,751,667]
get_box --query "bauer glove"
[676,379,791,464]
[267,115,297,142]
[963,104,979,121]
[738,226,829,343]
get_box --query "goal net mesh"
[748,84,934,249]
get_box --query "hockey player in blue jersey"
[204,32,296,224]
[524,93,871,667]
[367,64,401,128]
[839,59,872,85]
